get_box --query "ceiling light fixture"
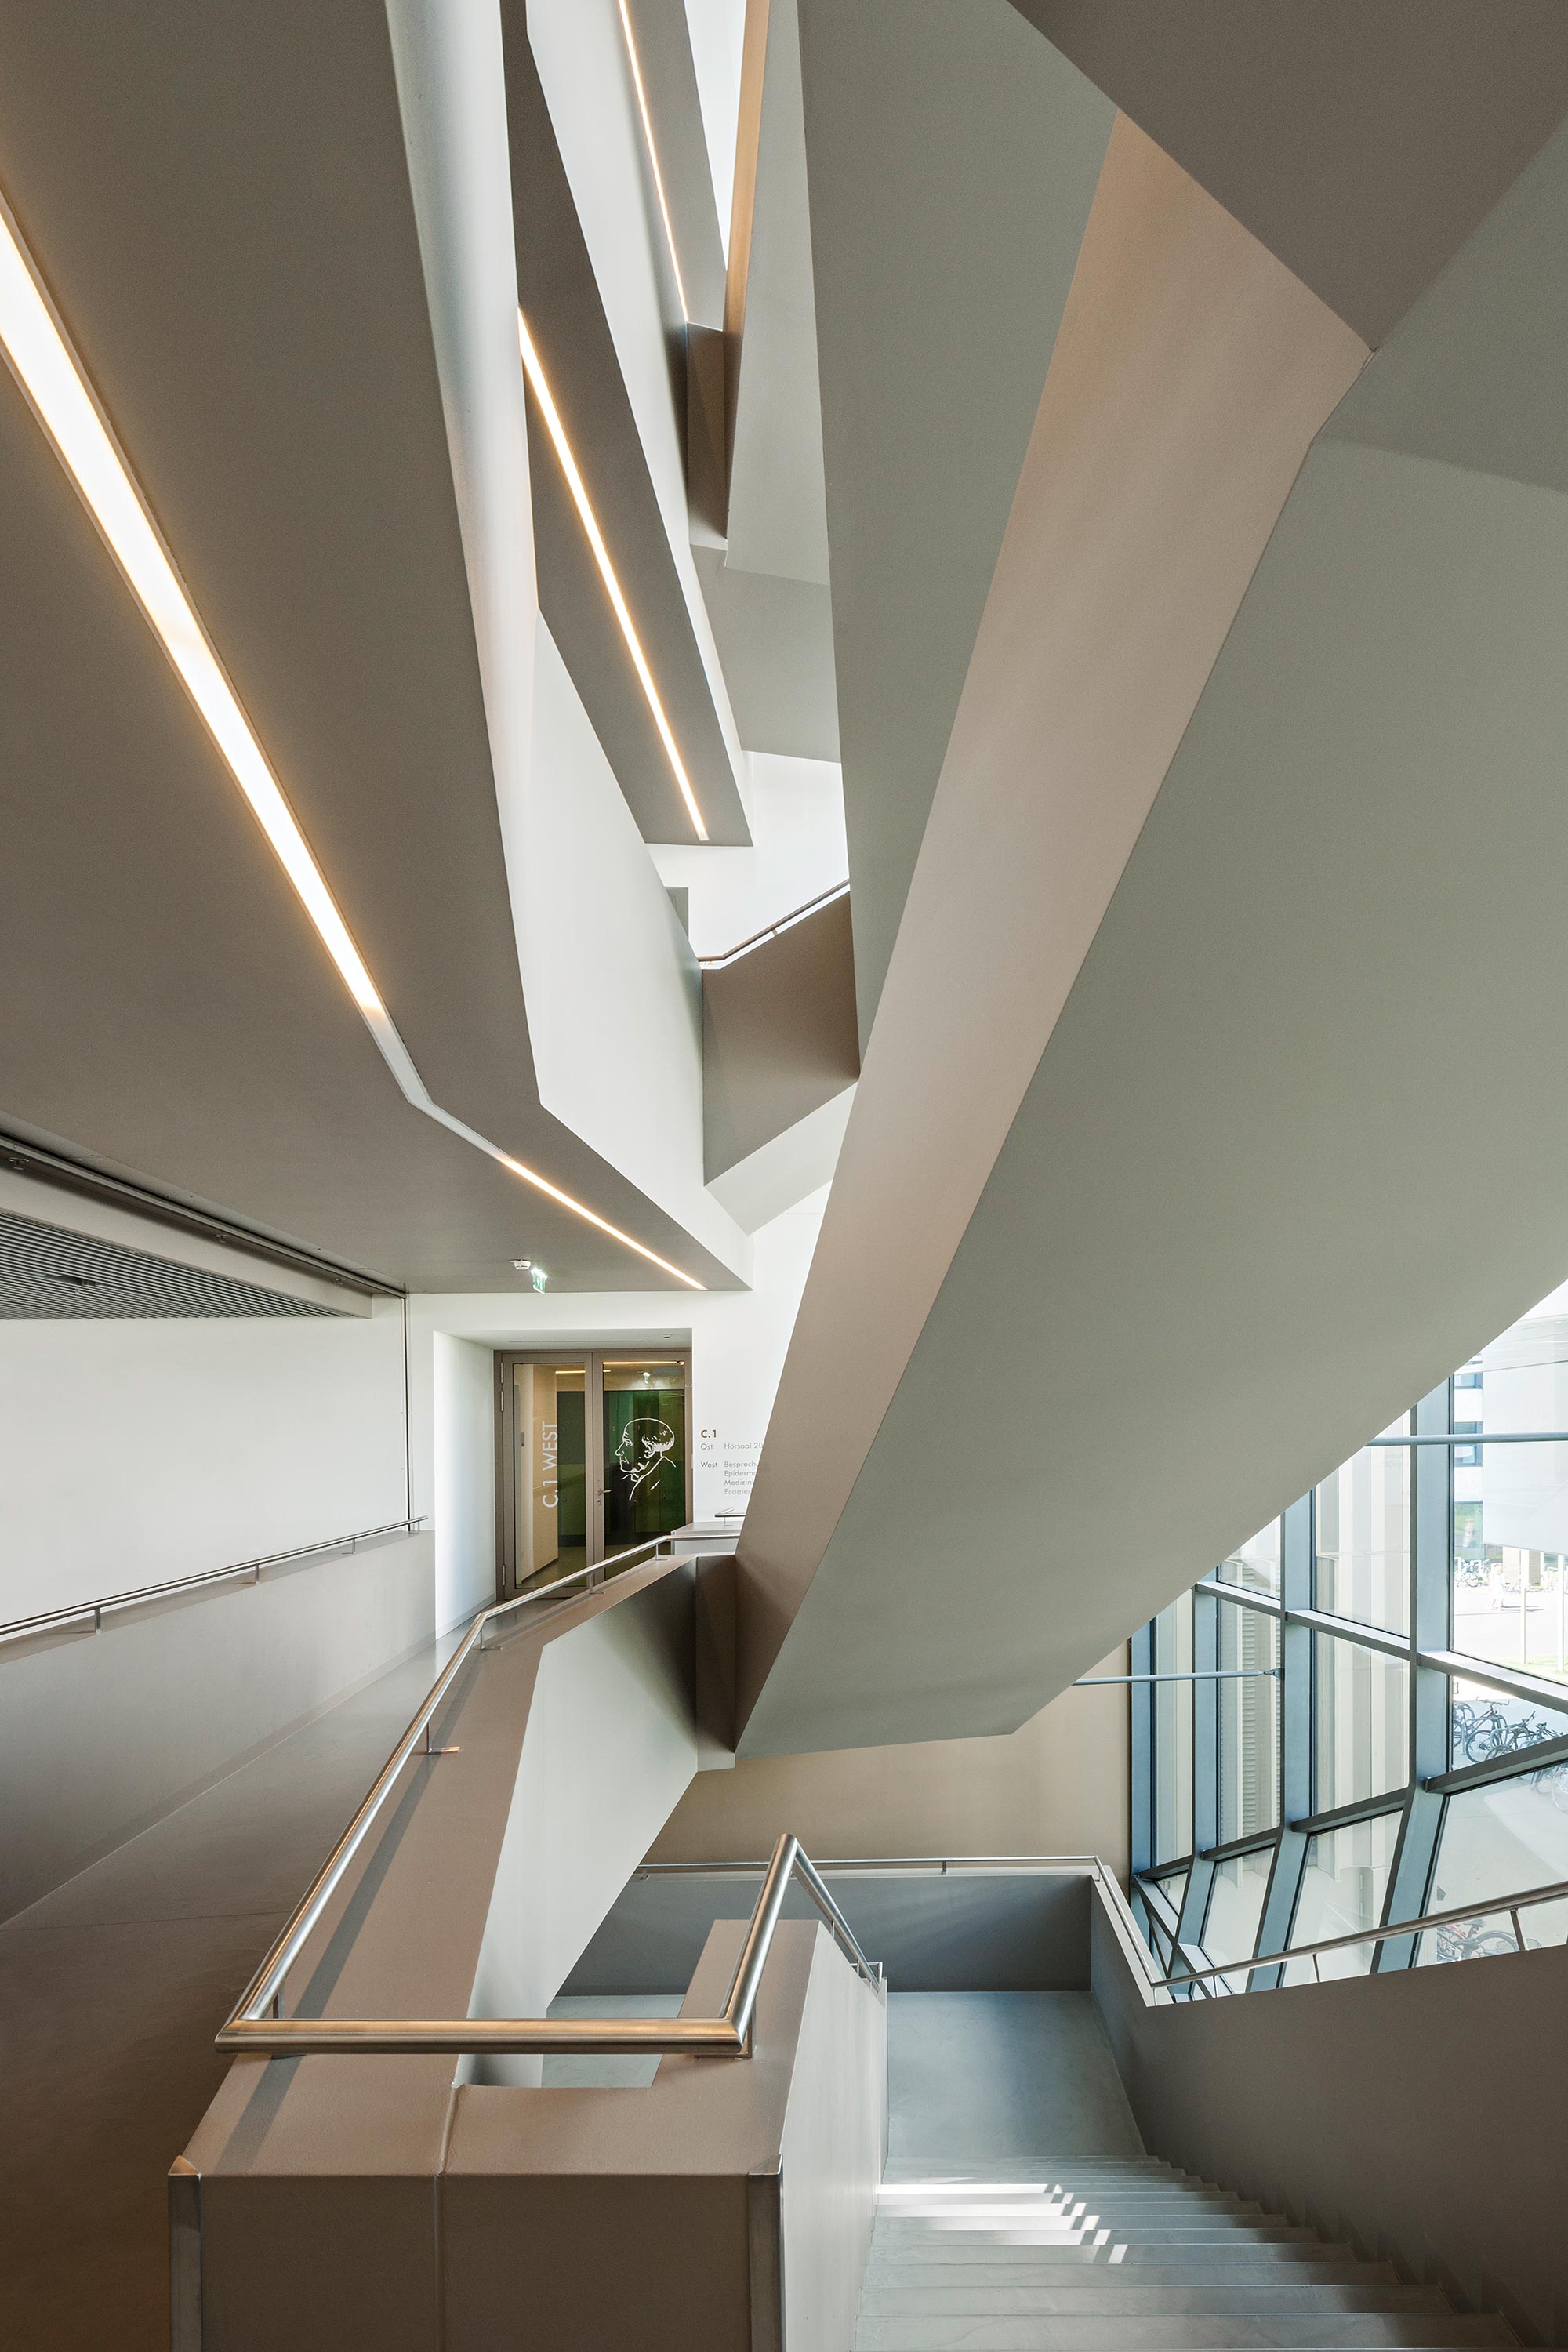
[0,191,706,1294]
[615,0,688,321]
[517,310,709,843]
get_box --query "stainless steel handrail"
[1152,1875,1568,1994]
[219,1822,882,2057]
[646,1852,1568,2002]
[0,1515,429,1648]
[697,880,850,971]
[640,1853,1103,1875]
[216,1538,680,2049]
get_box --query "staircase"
[855,2157,1516,2351]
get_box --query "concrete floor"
[887,1992,1145,2166]
[0,1627,461,2352]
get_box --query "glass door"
[597,1354,691,1559]
[500,1356,588,1598]
[498,1349,692,1597]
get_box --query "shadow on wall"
[648,1664,1130,1877]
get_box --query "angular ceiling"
[734,24,1568,1751]
[798,0,1114,1041]
[0,0,746,1292]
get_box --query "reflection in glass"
[1285,1813,1400,1983]
[1218,1603,1279,1840]
[601,1359,688,1554]
[1313,1635,1408,1811]
[1421,1771,1568,1964]
[1448,1675,1568,1772]
[1153,1595,1193,1865]
[1452,1301,1568,1689]
[1316,1443,1410,1629]
[1218,1520,1281,1593]
[1204,1848,1272,1969]
[1134,1881,1181,1972]
[1452,1444,1568,1690]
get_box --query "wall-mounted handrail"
[639,1853,1104,1875]
[1150,1874,1568,1994]
[697,880,850,971]
[0,1516,429,1650]
[645,1851,1568,2004]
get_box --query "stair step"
[885,2161,1181,2176]
[858,2289,1452,2318]
[853,2316,1512,2350]
[873,2227,1328,2245]
[864,2270,1406,2295]
[866,2243,1366,2268]
[880,2196,1265,2216]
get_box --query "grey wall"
[1091,1896,1568,2347]
[702,891,860,1180]
[1,1527,435,1924]
[651,1667,1130,1878]
[566,1870,1094,1994]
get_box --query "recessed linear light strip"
[0,193,704,1294]
[615,0,689,321]
[517,310,709,844]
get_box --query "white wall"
[652,750,848,958]
[408,1185,826,1541]
[0,1298,409,1621]
[684,0,746,253]
[433,1332,498,1632]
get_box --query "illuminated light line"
[0,188,706,1292]
[0,191,383,1017]
[518,310,710,844]
[615,0,689,321]
[495,1152,705,1290]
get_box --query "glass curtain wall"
[1130,1282,1568,1992]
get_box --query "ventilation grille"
[0,1208,336,1320]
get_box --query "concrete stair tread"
[852,2320,1514,2350]
[873,2230,1332,2246]
[880,2199,1266,2217]
[867,2243,1369,2267]
[859,2290,1453,2317]
[866,2270,1410,2293]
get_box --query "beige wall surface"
[651,1663,1129,1879]
[1091,1895,1568,2349]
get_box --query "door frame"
[495,1348,693,1601]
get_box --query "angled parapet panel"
[521,0,752,833]
[691,0,842,765]
[619,0,728,332]
[798,0,1116,1040]
[503,5,750,845]
[702,887,859,1224]
[734,105,1371,1754]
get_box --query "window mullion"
[1377,1381,1450,1968]
[1250,1495,1312,1985]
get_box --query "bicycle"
[1451,1698,1556,1762]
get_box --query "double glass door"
[497,1349,691,1599]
